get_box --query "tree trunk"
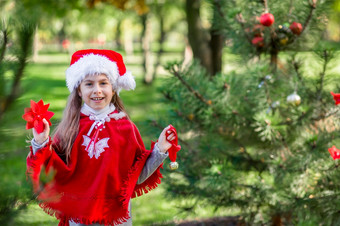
[57,23,66,52]
[270,47,278,72]
[186,0,224,76]
[271,214,283,226]
[210,3,224,75]
[141,14,154,84]
[186,0,213,75]
[210,29,223,75]
[152,12,165,81]
[115,19,122,50]
[123,20,134,55]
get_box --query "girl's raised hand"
[157,125,176,154]
[33,118,50,145]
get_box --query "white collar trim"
[81,103,126,121]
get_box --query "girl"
[26,49,176,226]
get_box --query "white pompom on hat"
[65,49,136,93]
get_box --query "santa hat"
[65,49,136,93]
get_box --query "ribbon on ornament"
[166,125,181,170]
[22,99,54,134]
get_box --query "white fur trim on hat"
[65,53,135,93]
[117,70,136,90]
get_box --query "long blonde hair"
[52,89,128,164]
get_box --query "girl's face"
[78,74,114,111]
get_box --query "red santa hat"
[65,49,136,93]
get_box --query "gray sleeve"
[137,143,168,185]
[31,138,49,155]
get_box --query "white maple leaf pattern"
[82,135,110,159]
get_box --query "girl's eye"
[101,82,108,85]
[85,83,92,86]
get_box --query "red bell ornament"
[260,13,275,27]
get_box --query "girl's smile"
[78,74,114,111]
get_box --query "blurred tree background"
[0,0,340,225]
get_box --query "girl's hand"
[157,125,176,154]
[33,118,50,145]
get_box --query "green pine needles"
[161,0,340,223]
[159,50,340,225]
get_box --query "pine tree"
[0,15,35,121]
[153,0,340,224]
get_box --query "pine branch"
[300,0,317,36]
[168,64,253,128]
[152,110,266,174]
[162,90,173,102]
[295,191,340,202]
[291,55,305,87]
[280,106,338,127]
[235,13,253,45]
[263,80,272,105]
[162,93,212,126]
[261,0,268,12]
[233,138,267,174]
[316,50,331,102]
[288,0,294,16]
[169,64,211,106]
[233,138,253,160]
[214,0,226,22]
[311,108,339,121]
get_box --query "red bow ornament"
[328,146,340,160]
[166,125,181,170]
[22,99,54,134]
[330,92,340,105]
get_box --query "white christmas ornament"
[169,162,179,170]
[286,92,301,106]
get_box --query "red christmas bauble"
[289,22,303,35]
[260,13,275,27]
[252,36,264,47]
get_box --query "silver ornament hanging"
[286,92,301,106]
[169,161,179,170]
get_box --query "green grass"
[0,52,233,226]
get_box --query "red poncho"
[26,112,162,225]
